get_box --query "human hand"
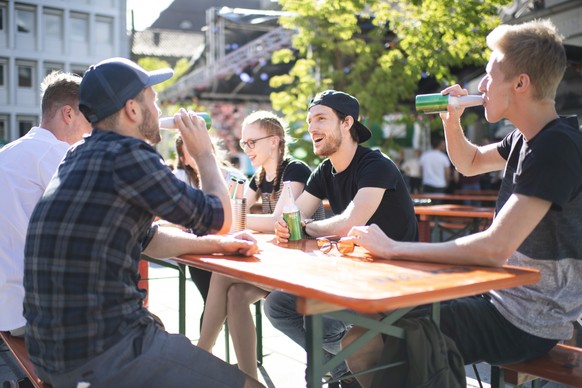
[439,84,468,124]
[219,231,259,256]
[174,108,213,159]
[273,218,290,243]
[345,224,394,259]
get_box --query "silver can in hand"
[159,112,212,130]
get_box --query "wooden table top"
[172,234,538,315]
[414,204,495,219]
[412,193,498,202]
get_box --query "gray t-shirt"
[491,117,582,340]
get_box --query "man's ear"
[343,115,355,132]
[61,105,74,124]
[515,74,530,93]
[123,99,140,123]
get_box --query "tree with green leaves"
[270,0,510,163]
[137,57,191,92]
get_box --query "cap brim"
[355,121,371,143]
[144,68,174,88]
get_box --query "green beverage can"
[283,210,303,241]
[415,93,449,114]
[196,112,212,130]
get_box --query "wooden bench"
[490,343,582,388]
[0,331,51,388]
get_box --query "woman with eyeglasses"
[198,110,323,379]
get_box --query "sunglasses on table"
[316,236,355,255]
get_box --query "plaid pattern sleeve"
[112,138,224,235]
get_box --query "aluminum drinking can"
[283,210,303,241]
[159,112,212,130]
[415,94,449,114]
[415,93,483,114]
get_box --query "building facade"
[0,0,129,144]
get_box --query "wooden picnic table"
[411,192,498,203]
[414,204,495,242]
[171,233,539,387]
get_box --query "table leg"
[303,305,441,386]
[432,302,441,327]
[305,314,324,387]
[431,216,442,241]
[178,263,186,335]
[417,219,431,242]
[255,301,263,365]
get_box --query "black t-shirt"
[496,116,582,260]
[497,116,581,212]
[249,159,311,194]
[306,146,418,242]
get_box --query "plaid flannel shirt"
[23,129,223,373]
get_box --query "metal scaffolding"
[160,8,294,102]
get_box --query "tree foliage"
[138,57,191,92]
[270,0,510,162]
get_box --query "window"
[44,62,63,76]
[16,5,35,35]
[18,117,35,137]
[0,62,4,87]
[95,16,113,45]
[44,8,63,40]
[71,64,88,77]
[17,61,34,88]
[70,12,88,43]
[0,5,5,32]
[0,115,7,146]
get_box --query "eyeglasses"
[316,236,355,255]
[239,135,275,150]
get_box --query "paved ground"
[1,263,568,387]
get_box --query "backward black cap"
[308,90,371,143]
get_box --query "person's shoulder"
[537,117,582,146]
[314,157,332,171]
[81,131,159,171]
[286,158,312,171]
[0,127,69,161]
[91,129,154,152]
[357,146,393,165]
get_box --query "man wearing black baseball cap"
[265,89,418,386]
[307,89,372,144]
[23,57,263,387]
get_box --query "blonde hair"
[242,110,291,200]
[486,19,566,100]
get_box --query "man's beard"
[139,106,161,144]
[314,126,342,157]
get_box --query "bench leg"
[490,365,504,388]
[255,301,263,365]
[224,322,230,363]
[531,380,542,388]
